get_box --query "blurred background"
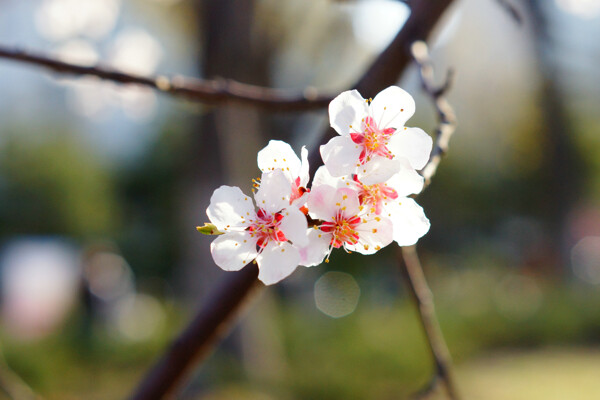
[0,0,599,399]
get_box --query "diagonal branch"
[129,264,261,400]
[399,246,460,400]
[0,47,332,112]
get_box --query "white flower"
[313,165,430,246]
[257,140,310,209]
[299,185,394,266]
[206,169,308,285]
[320,86,433,185]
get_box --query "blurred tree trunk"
[525,0,583,270]
[178,0,271,302]
[175,0,286,393]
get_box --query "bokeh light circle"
[571,236,600,284]
[314,271,361,318]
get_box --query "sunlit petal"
[206,186,254,231]
[370,86,416,129]
[387,126,432,170]
[329,89,369,136]
[257,242,301,285]
[210,231,258,271]
[320,136,362,178]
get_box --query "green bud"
[196,223,224,235]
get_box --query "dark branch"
[0,47,332,112]
[399,246,460,400]
[129,264,261,400]
[399,40,460,400]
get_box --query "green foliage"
[5,267,600,399]
[0,130,119,238]
[112,124,187,277]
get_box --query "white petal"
[206,186,254,231]
[385,160,425,197]
[291,192,309,208]
[299,146,310,187]
[255,169,291,213]
[386,198,430,246]
[279,207,308,246]
[356,158,402,186]
[210,231,258,271]
[313,165,348,189]
[257,140,301,181]
[299,228,330,267]
[256,242,300,285]
[387,127,433,170]
[329,89,369,136]
[307,184,337,221]
[370,86,416,129]
[320,136,362,178]
[334,187,360,217]
[347,217,394,255]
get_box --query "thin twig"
[398,40,459,400]
[0,47,331,112]
[411,40,457,189]
[399,246,460,400]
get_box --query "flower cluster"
[202,86,432,285]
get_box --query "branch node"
[155,75,172,91]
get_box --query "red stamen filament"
[248,208,287,249]
[320,211,362,250]
[353,175,398,215]
[350,116,396,164]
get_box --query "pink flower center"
[248,208,287,248]
[353,175,398,214]
[320,211,362,249]
[350,116,396,164]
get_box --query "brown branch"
[399,246,460,400]
[354,1,455,96]
[399,40,459,400]
[0,47,331,112]
[128,264,261,400]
